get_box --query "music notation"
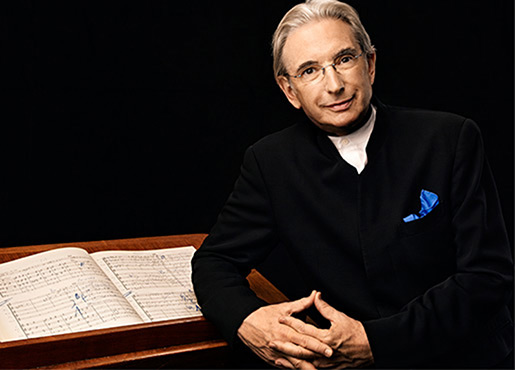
[92,248,202,322]
[0,246,202,342]
[0,253,99,297]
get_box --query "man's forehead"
[282,18,359,67]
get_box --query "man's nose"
[323,66,344,94]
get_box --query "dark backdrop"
[2,2,513,277]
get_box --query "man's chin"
[318,107,370,136]
[316,120,358,136]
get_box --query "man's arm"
[192,146,331,367]
[362,120,513,367]
[192,146,277,344]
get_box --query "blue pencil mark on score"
[75,306,84,318]
[72,302,84,318]
[180,292,200,311]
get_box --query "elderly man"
[192,0,513,368]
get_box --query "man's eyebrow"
[333,47,360,60]
[293,47,360,74]
[294,60,318,75]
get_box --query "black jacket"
[192,100,513,368]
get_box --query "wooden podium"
[0,234,287,369]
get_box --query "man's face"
[277,18,376,136]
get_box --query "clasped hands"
[237,291,374,369]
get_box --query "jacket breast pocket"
[400,202,445,236]
[390,204,455,299]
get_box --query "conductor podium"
[0,234,287,369]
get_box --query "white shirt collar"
[328,105,376,174]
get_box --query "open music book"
[0,246,202,342]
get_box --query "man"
[192,0,513,368]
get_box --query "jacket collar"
[366,96,390,165]
[306,95,391,165]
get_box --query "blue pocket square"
[403,189,439,223]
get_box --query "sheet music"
[92,246,202,322]
[0,248,143,342]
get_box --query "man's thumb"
[288,290,316,313]
[314,291,337,322]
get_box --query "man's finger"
[278,316,332,357]
[314,292,340,323]
[285,290,317,314]
[270,340,318,359]
[277,355,318,370]
[275,357,295,369]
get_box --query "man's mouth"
[325,96,355,111]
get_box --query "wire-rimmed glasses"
[285,52,364,84]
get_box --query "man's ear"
[276,75,302,109]
[367,52,377,85]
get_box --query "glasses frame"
[285,52,364,83]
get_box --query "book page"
[91,246,202,322]
[0,248,143,342]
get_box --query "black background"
[2,1,513,271]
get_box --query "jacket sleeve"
[191,145,278,346]
[362,119,513,367]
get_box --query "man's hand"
[237,291,333,369]
[276,292,374,369]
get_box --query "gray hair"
[272,0,375,77]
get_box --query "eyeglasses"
[285,52,364,84]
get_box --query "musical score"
[0,246,202,342]
[92,249,202,322]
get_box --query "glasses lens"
[301,68,321,83]
[298,53,362,83]
[335,54,361,73]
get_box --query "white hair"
[272,0,375,77]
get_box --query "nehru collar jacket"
[192,98,513,368]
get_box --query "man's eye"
[301,67,317,76]
[339,56,354,64]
